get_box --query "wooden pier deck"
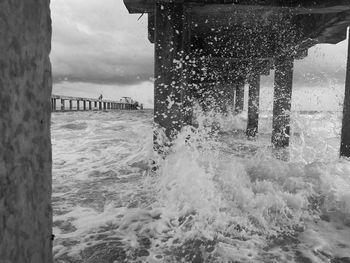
[51,94,142,112]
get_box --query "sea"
[52,109,350,263]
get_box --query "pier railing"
[51,94,141,112]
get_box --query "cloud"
[50,0,154,85]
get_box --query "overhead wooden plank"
[124,0,350,14]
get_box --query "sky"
[51,0,154,107]
[50,0,349,110]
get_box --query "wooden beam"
[154,2,184,139]
[246,74,260,138]
[272,56,294,148]
[340,27,350,157]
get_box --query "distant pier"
[51,94,143,112]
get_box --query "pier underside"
[125,0,350,157]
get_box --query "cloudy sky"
[51,0,154,107]
[50,0,348,109]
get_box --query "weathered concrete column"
[61,99,65,111]
[83,100,86,110]
[0,1,53,262]
[69,100,73,110]
[272,56,294,148]
[99,101,102,110]
[94,101,97,108]
[53,98,57,111]
[89,101,92,110]
[246,74,260,138]
[77,100,80,110]
[154,3,184,139]
[235,80,245,114]
[340,28,350,157]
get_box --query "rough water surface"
[52,110,350,263]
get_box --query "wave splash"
[52,110,350,263]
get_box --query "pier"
[124,0,350,157]
[51,94,143,112]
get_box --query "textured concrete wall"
[0,1,53,263]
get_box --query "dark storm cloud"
[51,0,154,85]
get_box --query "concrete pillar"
[83,100,86,110]
[89,101,92,110]
[341,27,350,157]
[61,99,65,111]
[235,80,245,114]
[77,100,80,110]
[99,101,102,110]
[246,74,260,138]
[53,98,57,111]
[272,56,294,148]
[0,1,53,262]
[94,101,97,108]
[154,3,184,139]
[69,100,73,110]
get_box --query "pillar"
[69,100,73,110]
[89,101,92,110]
[154,3,184,139]
[77,100,80,110]
[272,56,293,148]
[94,101,97,108]
[235,80,245,114]
[99,101,102,110]
[340,28,350,157]
[0,1,53,262]
[53,98,57,111]
[83,100,86,110]
[61,99,65,111]
[181,10,193,126]
[246,74,260,138]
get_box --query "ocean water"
[52,109,350,263]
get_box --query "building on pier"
[123,0,350,156]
